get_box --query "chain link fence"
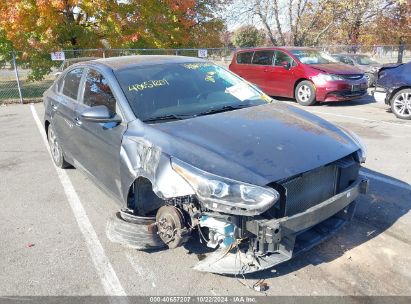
[1,45,409,105]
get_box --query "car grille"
[339,74,364,80]
[280,164,339,216]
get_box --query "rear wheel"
[48,124,70,168]
[295,81,316,106]
[390,89,411,120]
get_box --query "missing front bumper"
[194,178,369,274]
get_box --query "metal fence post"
[397,39,404,64]
[12,52,23,104]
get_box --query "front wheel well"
[127,177,165,216]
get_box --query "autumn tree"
[360,0,411,45]
[0,0,227,79]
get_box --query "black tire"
[295,80,316,106]
[47,124,70,168]
[106,211,165,250]
[390,89,411,120]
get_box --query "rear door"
[71,68,125,197]
[231,51,254,81]
[51,68,84,160]
[250,50,275,93]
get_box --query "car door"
[71,68,125,198]
[269,50,296,97]
[232,51,255,81]
[51,68,85,160]
[250,50,275,93]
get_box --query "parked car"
[44,55,368,274]
[55,57,99,78]
[373,62,411,120]
[229,47,368,106]
[331,53,382,86]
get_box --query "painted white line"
[360,171,411,191]
[30,104,127,296]
[125,252,157,288]
[310,110,411,129]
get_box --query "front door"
[270,50,296,98]
[71,68,126,198]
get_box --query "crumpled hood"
[309,63,363,75]
[377,62,411,88]
[128,103,360,186]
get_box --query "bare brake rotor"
[155,205,189,248]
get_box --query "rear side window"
[341,57,354,65]
[83,69,116,113]
[236,52,253,64]
[273,51,294,66]
[62,68,84,100]
[252,51,274,65]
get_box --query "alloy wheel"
[298,85,311,102]
[48,127,61,164]
[393,92,411,118]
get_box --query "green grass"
[0,78,54,102]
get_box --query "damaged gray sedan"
[43,55,369,275]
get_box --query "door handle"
[74,116,82,126]
[51,103,58,111]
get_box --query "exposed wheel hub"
[155,205,189,248]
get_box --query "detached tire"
[48,124,70,168]
[295,80,316,106]
[106,211,165,250]
[390,89,411,120]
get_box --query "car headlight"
[312,73,344,84]
[171,159,279,216]
[340,127,367,163]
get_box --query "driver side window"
[273,51,294,66]
[83,69,116,113]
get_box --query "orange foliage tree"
[0,0,226,79]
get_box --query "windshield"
[290,50,338,64]
[353,55,379,65]
[115,62,270,122]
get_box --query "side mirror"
[281,61,291,70]
[81,105,121,123]
[54,72,62,79]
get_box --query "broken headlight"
[171,159,279,216]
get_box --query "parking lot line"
[360,171,411,191]
[310,110,411,128]
[29,104,127,297]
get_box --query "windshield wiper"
[195,104,250,117]
[143,114,190,123]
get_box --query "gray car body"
[43,55,361,214]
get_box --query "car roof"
[332,53,369,57]
[87,55,207,71]
[235,47,318,53]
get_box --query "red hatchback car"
[229,47,368,105]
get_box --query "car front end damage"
[150,152,368,275]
